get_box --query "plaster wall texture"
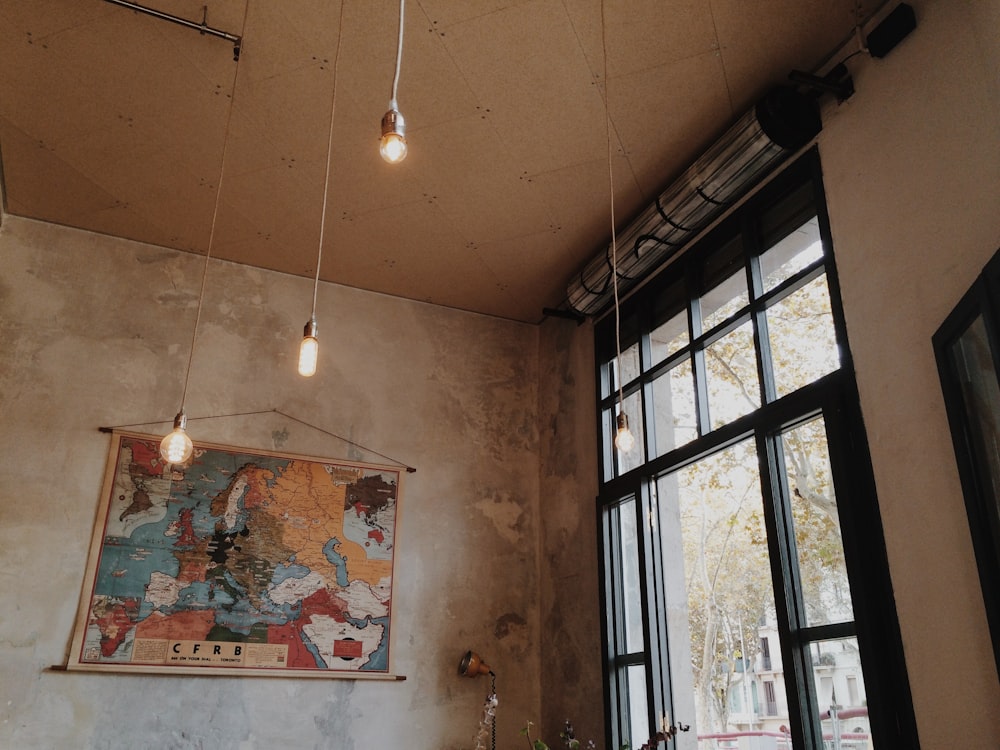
[0,213,560,749]
[537,318,602,745]
[816,0,1000,745]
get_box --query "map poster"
[68,431,402,678]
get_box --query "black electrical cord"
[490,672,497,750]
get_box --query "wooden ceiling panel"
[473,229,589,322]
[0,117,124,226]
[611,52,734,201]
[712,0,860,111]
[0,0,861,322]
[0,0,116,39]
[414,115,555,245]
[235,62,336,170]
[417,0,527,31]
[564,0,721,81]
[322,199,502,311]
[211,213,321,279]
[527,151,643,262]
[220,161,324,243]
[440,0,608,175]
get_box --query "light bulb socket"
[303,317,318,338]
[381,108,406,139]
[173,411,188,431]
[616,412,628,431]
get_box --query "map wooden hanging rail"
[98,408,417,473]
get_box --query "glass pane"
[651,357,698,457]
[657,439,785,742]
[760,217,823,292]
[651,309,689,365]
[627,664,650,749]
[705,321,760,430]
[811,638,873,749]
[702,271,749,332]
[619,498,645,652]
[767,275,840,398]
[615,390,645,475]
[781,417,855,626]
[612,342,642,391]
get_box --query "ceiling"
[0,0,864,323]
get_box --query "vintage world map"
[70,432,400,676]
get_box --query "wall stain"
[494,611,526,640]
[271,427,289,449]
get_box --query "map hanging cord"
[98,408,416,473]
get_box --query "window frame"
[933,247,1000,682]
[595,149,919,749]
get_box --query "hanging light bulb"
[160,12,247,464]
[298,317,319,377]
[160,412,194,464]
[603,0,633,456]
[615,412,635,453]
[379,107,407,163]
[380,0,407,163]
[298,2,345,377]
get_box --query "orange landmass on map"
[94,598,140,657]
[260,461,392,587]
[135,608,217,641]
[174,547,211,585]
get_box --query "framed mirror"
[934,248,1000,682]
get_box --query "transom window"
[596,151,917,750]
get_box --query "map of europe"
[71,433,399,675]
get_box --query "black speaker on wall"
[867,3,917,58]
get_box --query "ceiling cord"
[177,1,251,413]
[310,0,347,320]
[389,0,405,109]
[600,0,627,423]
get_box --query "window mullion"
[639,479,670,741]
[686,266,711,439]
[601,496,636,749]
[747,217,779,406]
[758,428,822,750]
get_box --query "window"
[597,151,917,749]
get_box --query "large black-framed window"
[596,150,918,749]
[933,248,1000,682]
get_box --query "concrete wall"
[2,0,999,748]
[817,0,1000,745]
[0,212,572,748]
[537,316,602,745]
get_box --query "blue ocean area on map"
[322,537,351,587]
[272,562,311,585]
[95,540,179,602]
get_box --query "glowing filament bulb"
[615,412,635,453]
[379,109,407,163]
[299,317,319,377]
[160,412,193,464]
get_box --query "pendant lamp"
[159,31,245,465]
[599,0,634,454]
[379,0,407,163]
[298,2,346,377]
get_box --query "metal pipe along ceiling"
[566,85,822,316]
